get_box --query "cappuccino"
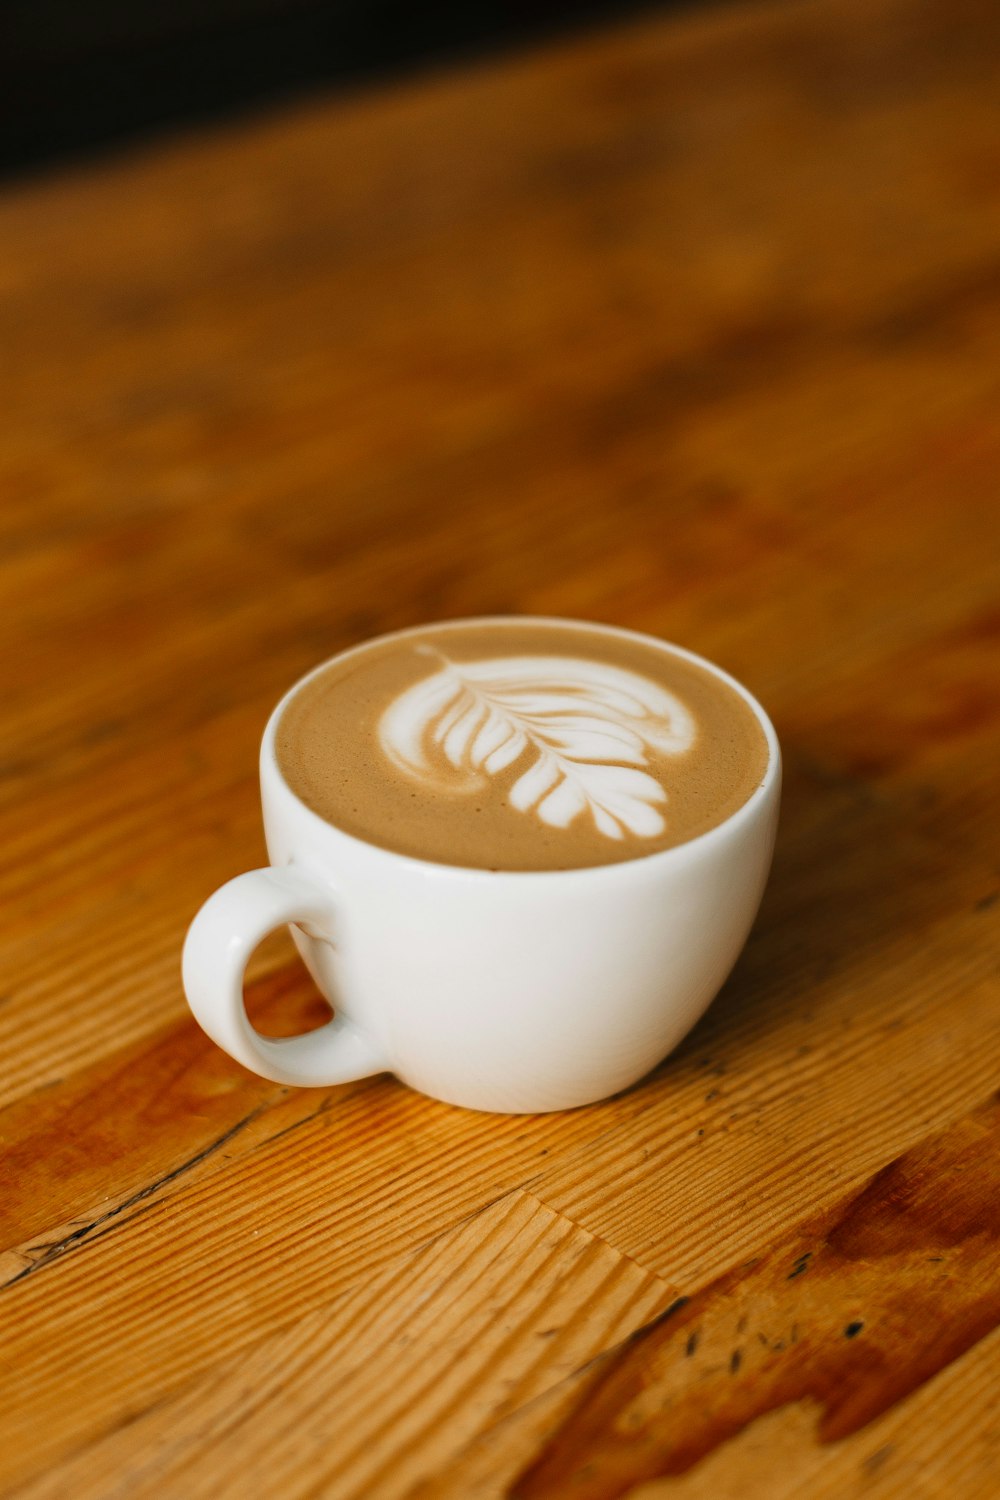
[275,620,769,871]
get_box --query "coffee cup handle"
[182,868,387,1087]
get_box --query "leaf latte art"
[378,651,696,840]
[276,620,770,869]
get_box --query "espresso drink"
[275,620,769,871]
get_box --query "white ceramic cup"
[182,620,780,1113]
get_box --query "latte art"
[275,619,770,871]
[379,651,696,840]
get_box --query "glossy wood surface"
[2,0,999,1494]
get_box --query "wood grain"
[2,0,1000,1494]
[512,1095,1000,1497]
[15,1191,677,1500]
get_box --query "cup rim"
[261,615,781,881]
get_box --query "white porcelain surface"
[182,620,781,1113]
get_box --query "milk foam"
[378,649,696,841]
[275,620,770,871]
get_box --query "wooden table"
[3,0,999,1493]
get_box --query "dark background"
[0,0,687,179]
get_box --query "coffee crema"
[275,620,770,871]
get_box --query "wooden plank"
[14,1192,677,1500]
[419,1326,1000,1499]
[506,1095,1000,1497]
[413,1102,1000,1500]
[0,1077,666,1488]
